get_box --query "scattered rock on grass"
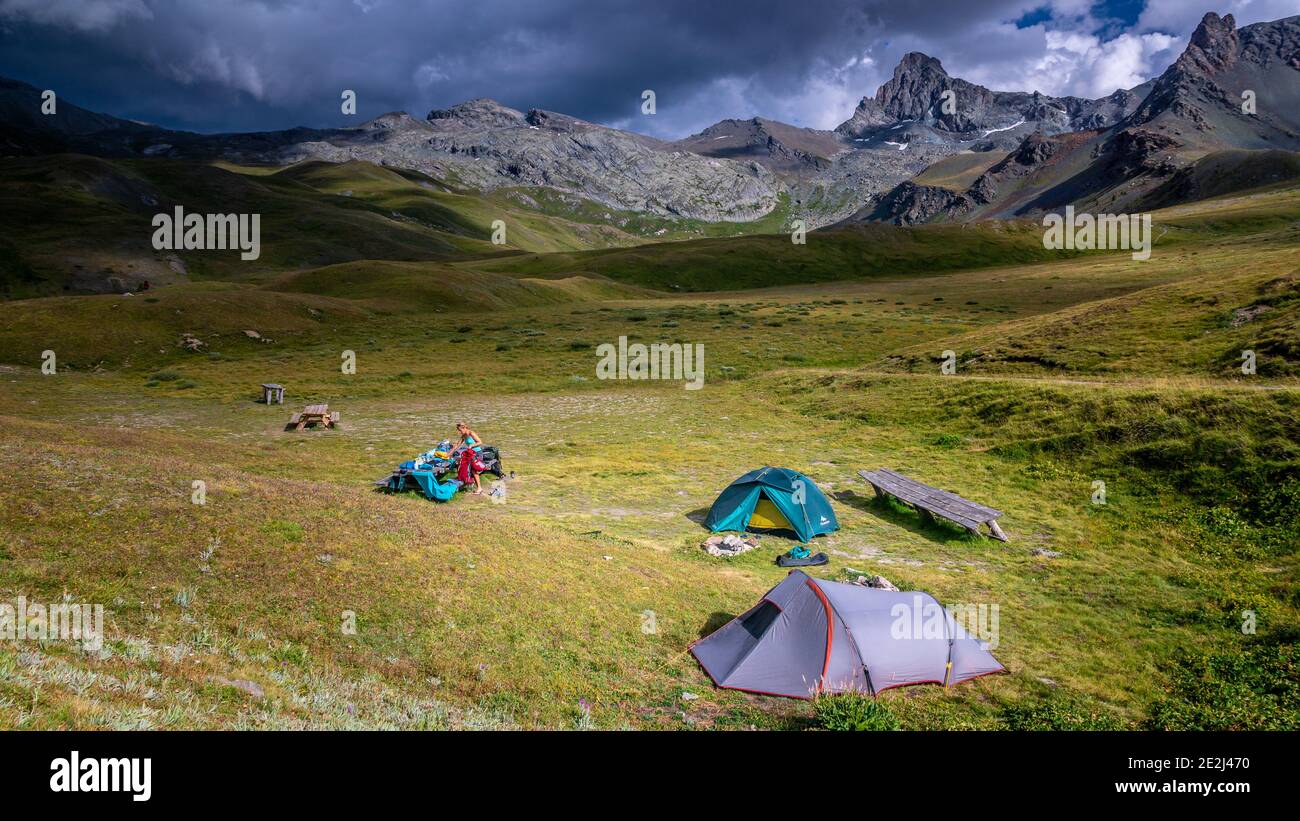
[850,573,899,591]
[212,676,265,699]
[703,534,758,557]
[1032,548,1062,558]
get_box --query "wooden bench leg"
[987,520,1008,541]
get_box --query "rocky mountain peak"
[1179,12,1240,74]
[426,98,526,128]
[874,51,972,118]
[360,111,421,131]
[895,52,948,77]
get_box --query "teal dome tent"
[704,467,839,542]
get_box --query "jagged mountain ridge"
[858,13,1300,225]
[2,12,1296,232]
[835,51,1147,150]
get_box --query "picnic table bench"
[859,468,1008,541]
[286,403,340,431]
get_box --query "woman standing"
[453,422,483,454]
[454,422,486,494]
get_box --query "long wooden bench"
[859,468,1008,541]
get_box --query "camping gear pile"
[374,440,505,502]
[702,534,758,557]
[690,570,1005,699]
[776,545,828,568]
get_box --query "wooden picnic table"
[286,403,340,431]
[859,468,1008,541]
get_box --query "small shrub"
[150,371,181,382]
[813,693,899,731]
[926,433,964,448]
[1002,689,1130,730]
[1145,632,1300,730]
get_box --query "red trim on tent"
[804,578,834,690]
[874,678,945,693]
[951,668,1010,686]
[687,656,818,700]
[688,636,819,701]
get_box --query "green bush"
[1002,689,1130,730]
[1145,632,1300,731]
[926,432,965,448]
[813,693,900,731]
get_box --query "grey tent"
[690,570,1004,698]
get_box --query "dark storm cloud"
[0,0,1292,138]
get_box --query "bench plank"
[859,469,1008,541]
[874,469,1004,518]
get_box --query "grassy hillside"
[0,155,805,300]
[879,244,1300,378]
[472,220,1080,291]
[912,150,1007,191]
[266,260,646,311]
[1135,149,1300,211]
[0,155,500,297]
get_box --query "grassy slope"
[0,155,501,297]
[1134,149,1300,211]
[0,174,1297,731]
[0,155,803,300]
[470,220,1080,291]
[880,187,1300,377]
[912,150,1007,191]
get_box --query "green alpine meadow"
[0,6,1297,739]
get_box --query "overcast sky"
[0,0,1295,138]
